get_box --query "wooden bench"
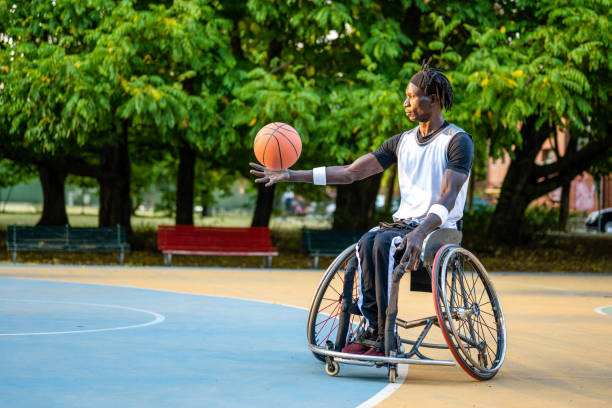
[7,225,130,264]
[301,228,365,268]
[157,225,278,267]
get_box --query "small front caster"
[388,365,397,383]
[325,357,340,376]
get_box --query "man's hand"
[249,162,289,187]
[397,229,427,271]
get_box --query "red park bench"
[157,225,278,267]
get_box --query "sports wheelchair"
[306,228,506,383]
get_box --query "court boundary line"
[594,305,612,316]
[0,276,404,407]
[0,298,165,336]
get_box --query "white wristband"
[427,204,449,226]
[313,166,326,185]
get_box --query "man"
[249,61,473,356]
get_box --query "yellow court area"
[1,265,611,408]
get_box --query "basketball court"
[0,264,610,407]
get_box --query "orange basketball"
[253,122,302,170]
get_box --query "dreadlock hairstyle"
[409,59,453,111]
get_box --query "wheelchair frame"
[306,228,507,383]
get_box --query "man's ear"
[429,94,440,108]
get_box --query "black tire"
[433,245,507,380]
[307,243,364,362]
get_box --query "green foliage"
[452,0,611,158]
[0,159,35,189]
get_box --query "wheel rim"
[309,250,362,350]
[437,247,506,376]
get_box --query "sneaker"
[364,347,384,357]
[341,342,368,354]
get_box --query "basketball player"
[250,61,474,356]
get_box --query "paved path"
[0,265,611,407]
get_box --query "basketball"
[253,122,302,170]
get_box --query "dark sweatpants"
[356,223,415,340]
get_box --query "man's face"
[403,82,435,122]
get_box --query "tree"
[0,0,118,225]
[1,1,236,232]
[453,0,611,242]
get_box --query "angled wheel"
[307,244,364,362]
[432,245,507,380]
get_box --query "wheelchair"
[306,228,506,383]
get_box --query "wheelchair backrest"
[420,228,462,269]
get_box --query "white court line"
[356,364,409,408]
[0,298,165,336]
[594,305,612,316]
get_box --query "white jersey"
[378,123,471,229]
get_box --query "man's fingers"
[409,247,421,270]
[249,162,265,170]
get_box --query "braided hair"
[409,59,453,111]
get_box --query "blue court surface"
[0,278,396,408]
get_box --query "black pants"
[356,222,416,340]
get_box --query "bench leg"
[313,255,319,269]
[119,250,125,265]
[164,253,172,266]
[12,251,16,263]
[262,256,272,268]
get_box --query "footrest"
[309,344,456,366]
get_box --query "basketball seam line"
[262,134,274,168]
[278,123,299,136]
[276,128,299,159]
[270,126,283,169]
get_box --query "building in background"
[485,128,611,213]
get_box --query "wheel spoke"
[318,299,340,313]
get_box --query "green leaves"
[452,0,610,157]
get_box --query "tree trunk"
[333,173,383,231]
[383,164,396,214]
[489,166,532,243]
[98,126,132,237]
[251,183,276,227]
[557,137,577,232]
[36,163,69,226]
[558,181,570,231]
[467,171,475,211]
[488,116,549,243]
[175,144,196,225]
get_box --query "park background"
[0,0,610,272]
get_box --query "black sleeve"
[372,133,402,170]
[446,132,474,175]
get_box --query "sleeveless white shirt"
[392,124,470,228]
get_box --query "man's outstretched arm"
[249,152,384,187]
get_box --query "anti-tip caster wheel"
[325,359,340,376]
[388,366,397,383]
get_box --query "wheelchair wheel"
[432,245,507,380]
[307,244,364,362]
